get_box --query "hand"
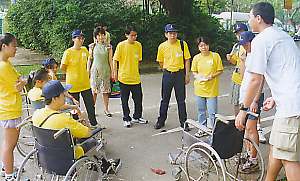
[235,110,247,131]
[263,97,275,111]
[185,75,190,85]
[206,75,213,81]
[112,71,118,82]
[250,101,258,113]
[72,98,80,106]
[15,79,27,92]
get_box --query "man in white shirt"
[235,2,300,180]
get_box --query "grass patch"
[15,64,42,76]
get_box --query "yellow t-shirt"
[28,87,43,101]
[191,52,224,97]
[61,47,91,93]
[156,40,191,72]
[32,107,90,159]
[0,61,22,121]
[231,46,246,85]
[113,40,142,85]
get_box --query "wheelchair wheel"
[185,142,226,181]
[64,156,101,181]
[16,149,49,181]
[224,137,265,181]
[17,122,34,157]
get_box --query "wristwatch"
[239,104,248,111]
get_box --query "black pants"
[158,70,187,126]
[70,89,97,126]
[119,82,143,122]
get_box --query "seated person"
[32,80,120,174]
[27,68,79,113]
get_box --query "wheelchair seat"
[32,126,75,175]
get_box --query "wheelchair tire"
[16,149,47,181]
[63,156,102,181]
[16,122,34,158]
[185,142,226,181]
[224,137,265,181]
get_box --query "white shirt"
[239,54,252,104]
[247,26,300,118]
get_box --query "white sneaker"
[258,128,267,144]
[123,121,131,128]
[194,129,208,138]
[132,118,148,124]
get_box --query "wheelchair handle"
[91,127,103,136]
[16,115,32,129]
[53,128,68,139]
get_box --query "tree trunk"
[158,0,193,18]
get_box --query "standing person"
[113,26,148,128]
[238,31,265,173]
[191,37,223,137]
[235,2,300,180]
[154,24,191,130]
[88,26,113,117]
[226,23,248,117]
[60,29,98,127]
[0,33,26,181]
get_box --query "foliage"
[6,0,234,62]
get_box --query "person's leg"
[174,72,187,127]
[157,72,174,126]
[206,97,217,129]
[131,83,143,119]
[195,96,207,126]
[2,127,19,175]
[245,119,259,158]
[265,146,283,181]
[282,160,300,180]
[81,89,97,126]
[119,82,131,122]
[93,92,98,106]
[102,93,110,113]
[231,83,240,117]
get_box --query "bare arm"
[243,73,264,107]
[60,64,67,73]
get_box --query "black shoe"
[154,122,165,129]
[181,124,191,132]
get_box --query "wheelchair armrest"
[16,115,33,129]
[54,128,68,139]
[91,127,103,136]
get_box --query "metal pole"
[230,0,234,30]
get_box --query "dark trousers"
[119,82,143,121]
[70,89,97,126]
[158,70,187,126]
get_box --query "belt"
[163,69,184,74]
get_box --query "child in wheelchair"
[31,80,120,175]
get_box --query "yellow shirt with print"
[0,61,22,121]
[61,47,91,93]
[113,40,142,85]
[231,46,246,85]
[191,52,224,97]
[157,40,191,72]
[32,107,90,159]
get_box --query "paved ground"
[0,55,286,180]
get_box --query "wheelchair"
[169,113,265,181]
[16,123,114,181]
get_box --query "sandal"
[104,111,112,117]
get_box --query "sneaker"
[194,129,207,138]
[1,167,22,177]
[107,159,121,174]
[234,153,249,164]
[123,121,131,128]
[132,118,148,124]
[258,128,267,144]
[239,158,259,174]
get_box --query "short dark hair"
[196,36,210,46]
[252,2,275,25]
[125,26,137,35]
[27,68,48,89]
[42,58,58,70]
[0,33,16,51]
[44,94,61,105]
[93,26,106,38]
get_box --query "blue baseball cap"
[239,31,255,45]
[164,24,178,32]
[71,29,84,38]
[42,80,72,99]
[233,23,248,33]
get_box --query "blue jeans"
[195,96,217,129]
